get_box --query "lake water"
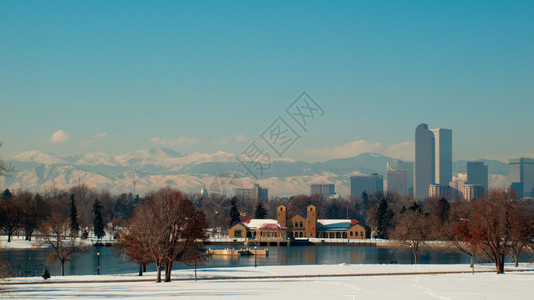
[0,243,486,277]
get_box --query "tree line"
[2,182,533,277]
[367,190,534,274]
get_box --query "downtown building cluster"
[347,123,493,201]
[236,124,532,202]
[413,123,488,201]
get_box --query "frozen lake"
[1,242,478,277]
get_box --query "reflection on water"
[3,243,524,277]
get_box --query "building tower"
[431,128,453,186]
[310,184,336,198]
[390,160,414,195]
[305,205,317,238]
[386,162,407,195]
[277,205,287,227]
[415,123,435,199]
[350,174,383,199]
[466,161,488,193]
[509,158,534,198]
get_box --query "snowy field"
[4,263,534,299]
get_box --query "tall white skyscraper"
[415,124,453,199]
[415,123,435,199]
[431,128,452,185]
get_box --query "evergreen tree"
[69,194,79,235]
[361,191,370,220]
[2,189,12,199]
[376,197,394,239]
[254,200,267,219]
[229,196,241,227]
[41,266,51,280]
[92,198,105,239]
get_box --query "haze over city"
[2,1,534,164]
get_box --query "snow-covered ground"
[0,235,93,249]
[4,263,534,299]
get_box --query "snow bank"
[4,263,534,299]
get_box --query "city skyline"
[2,1,534,163]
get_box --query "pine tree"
[2,189,12,199]
[92,198,105,239]
[69,194,79,235]
[41,266,51,280]
[229,196,241,227]
[376,197,394,239]
[254,200,267,219]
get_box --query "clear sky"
[1,1,533,162]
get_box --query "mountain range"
[1,148,510,197]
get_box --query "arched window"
[300,232,303,238]
[274,232,277,237]
[300,222,303,227]
[336,232,341,239]
[342,232,347,238]
[267,232,271,238]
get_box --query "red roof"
[350,219,359,226]
[259,223,288,230]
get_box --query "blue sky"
[1,1,533,162]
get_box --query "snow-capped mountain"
[1,148,509,197]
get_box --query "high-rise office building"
[350,174,383,199]
[389,160,413,195]
[234,184,268,202]
[310,184,336,198]
[431,128,453,186]
[466,161,488,193]
[415,124,453,199]
[509,158,534,198]
[386,168,407,195]
[415,123,435,199]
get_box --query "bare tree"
[471,190,517,274]
[509,199,534,267]
[118,224,153,276]
[0,196,23,242]
[20,191,48,241]
[389,210,431,264]
[0,143,14,177]
[38,201,84,276]
[120,187,209,283]
[69,183,97,228]
[445,198,478,268]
